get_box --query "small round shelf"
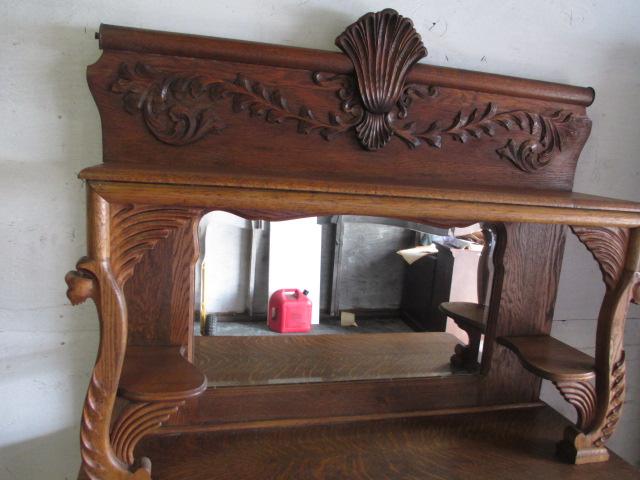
[119,345,207,403]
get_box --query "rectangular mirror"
[194,214,495,387]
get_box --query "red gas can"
[268,289,312,333]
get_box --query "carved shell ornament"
[335,8,427,150]
[110,8,586,172]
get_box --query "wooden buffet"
[66,9,640,479]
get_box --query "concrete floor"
[198,316,414,336]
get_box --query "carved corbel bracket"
[557,226,640,463]
[111,401,184,467]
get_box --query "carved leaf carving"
[111,61,583,171]
[571,227,630,291]
[112,63,225,145]
[111,401,183,466]
[335,9,427,150]
[594,351,626,446]
[394,103,580,172]
[554,380,597,431]
[111,205,201,287]
[112,63,358,145]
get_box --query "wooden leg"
[558,227,640,464]
[66,188,152,480]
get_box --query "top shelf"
[81,163,640,228]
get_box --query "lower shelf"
[80,405,638,480]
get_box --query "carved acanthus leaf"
[594,351,626,446]
[111,62,583,172]
[571,227,630,291]
[111,401,183,466]
[394,103,579,172]
[554,380,597,431]
[111,206,201,287]
[112,63,357,145]
[112,63,225,145]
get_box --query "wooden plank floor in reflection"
[195,332,460,387]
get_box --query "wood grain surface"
[195,332,460,387]
[106,406,639,480]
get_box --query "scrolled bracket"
[557,227,639,464]
[111,401,184,467]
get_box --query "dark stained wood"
[497,335,596,382]
[66,9,640,477]
[479,223,567,403]
[82,406,639,480]
[88,11,595,194]
[92,181,640,228]
[77,163,640,215]
[97,24,595,106]
[194,333,459,387]
[119,346,207,402]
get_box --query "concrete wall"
[1,1,639,477]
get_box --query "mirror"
[194,214,495,387]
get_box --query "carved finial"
[336,9,427,150]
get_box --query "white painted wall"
[269,218,322,325]
[1,1,639,477]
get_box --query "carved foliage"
[593,351,626,446]
[110,205,201,287]
[112,63,225,145]
[111,401,183,466]
[571,227,630,291]
[112,63,358,146]
[394,102,580,172]
[112,62,582,171]
[335,9,427,149]
[554,380,597,431]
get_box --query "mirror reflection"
[194,214,494,387]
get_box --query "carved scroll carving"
[110,205,202,287]
[553,380,597,431]
[571,226,630,291]
[111,401,184,466]
[394,104,579,172]
[67,191,152,479]
[557,227,639,464]
[335,8,427,150]
[112,62,583,172]
[67,197,205,478]
[112,63,359,146]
